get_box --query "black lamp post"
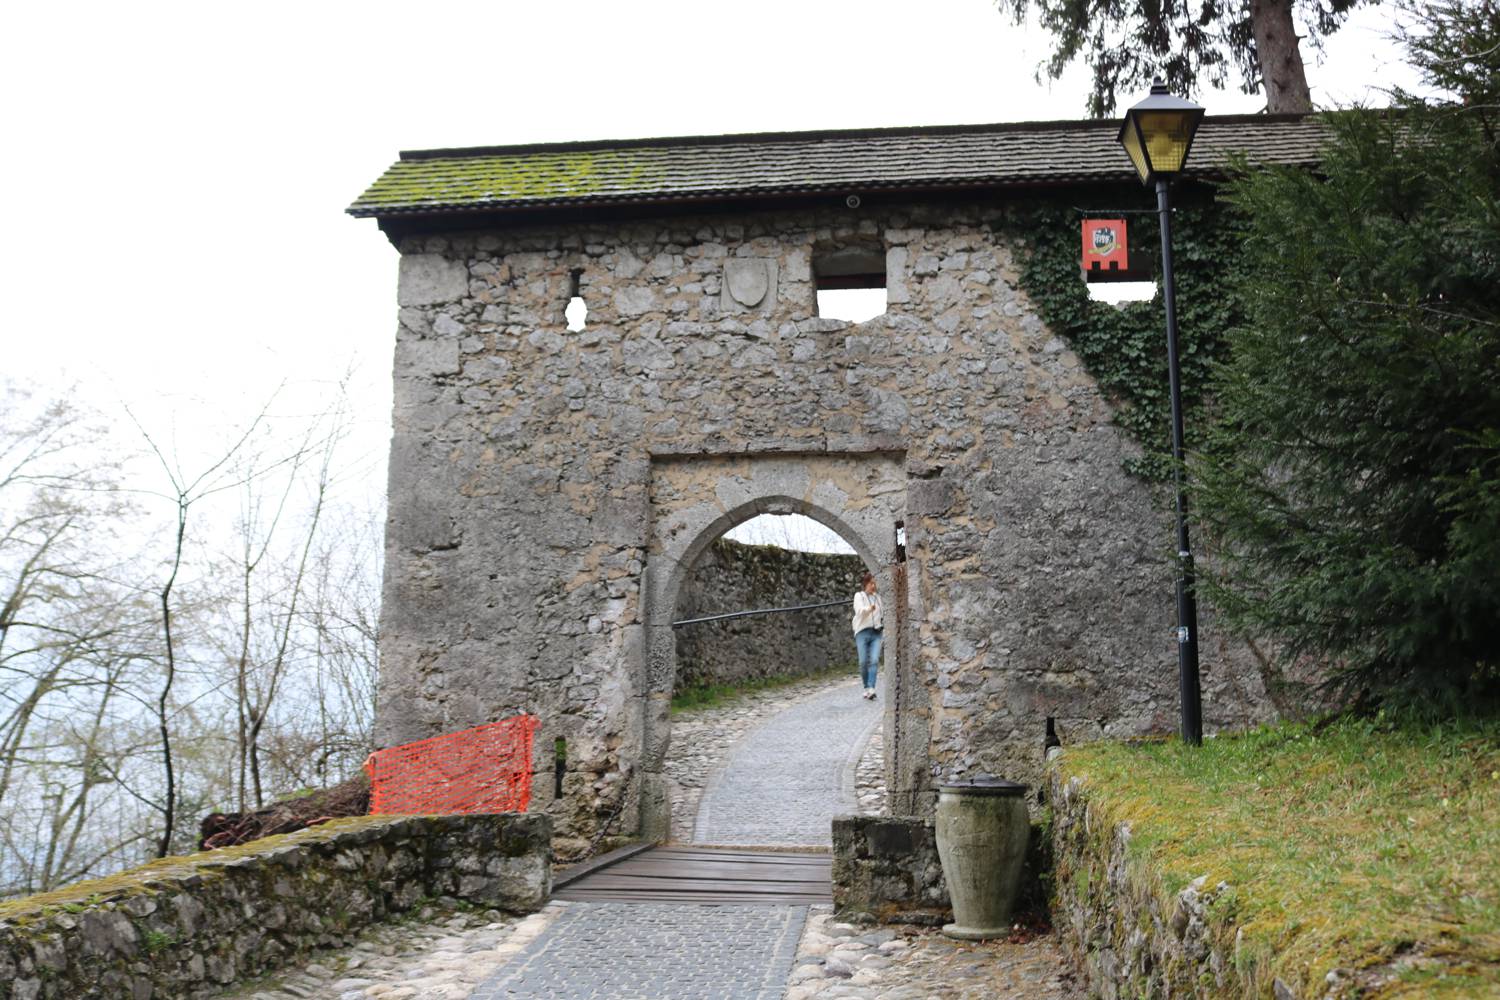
[1118,80,1206,746]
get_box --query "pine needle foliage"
[1193,1,1500,709]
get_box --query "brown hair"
[860,572,875,588]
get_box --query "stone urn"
[934,778,1030,940]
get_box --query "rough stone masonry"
[674,538,864,690]
[351,119,1325,849]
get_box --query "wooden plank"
[645,847,828,860]
[608,859,829,878]
[604,871,827,887]
[631,859,828,872]
[551,845,833,905]
[554,891,830,904]
[568,875,823,892]
[607,865,824,877]
[553,891,830,904]
[622,850,828,861]
[632,855,829,868]
[552,840,653,889]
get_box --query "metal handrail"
[671,598,848,628]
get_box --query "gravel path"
[693,678,880,847]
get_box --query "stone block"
[906,478,955,516]
[866,820,914,857]
[832,815,949,924]
[637,772,671,843]
[886,247,911,303]
[398,253,469,306]
[395,339,460,379]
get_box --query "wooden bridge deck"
[552,845,832,905]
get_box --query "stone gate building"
[349,115,1323,847]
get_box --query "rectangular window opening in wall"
[814,248,887,323]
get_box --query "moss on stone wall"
[0,813,551,999]
[0,816,390,923]
[1049,719,1500,998]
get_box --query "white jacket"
[852,591,883,634]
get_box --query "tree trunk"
[155,501,186,858]
[1250,0,1313,113]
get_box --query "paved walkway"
[468,678,878,998]
[473,902,805,1000]
[693,678,880,847]
[664,671,876,844]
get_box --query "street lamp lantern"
[1118,82,1205,183]
[1117,79,1205,746]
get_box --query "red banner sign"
[1082,219,1129,274]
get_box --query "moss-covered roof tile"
[347,115,1330,218]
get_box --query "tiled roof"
[348,114,1327,218]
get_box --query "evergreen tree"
[1193,1,1500,709]
[996,0,1373,116]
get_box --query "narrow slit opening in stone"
[565,269,588,331]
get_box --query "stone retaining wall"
[0,813,551,1000]
[1050,761,1251,999]
[675,538,864,688]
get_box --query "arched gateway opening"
[636,452,921,842]
[666,511,875,844]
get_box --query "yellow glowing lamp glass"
[1117,81,1205,184]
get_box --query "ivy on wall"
[995,188,1250,480]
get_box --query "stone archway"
[635,451,917,841]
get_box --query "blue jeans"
[856,627,883,690]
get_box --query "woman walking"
[852,572,883,700]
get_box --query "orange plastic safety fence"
[364,715,540,815]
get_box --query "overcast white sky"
[3,0,1418,537]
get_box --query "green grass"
[1060,714,1500,997]
[670,665,854,713]
[141,928,177,954]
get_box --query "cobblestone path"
[693,678,880,847]
[472,902,805,999]
[787,906,1083,999]
[665,671,868,845]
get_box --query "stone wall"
[0,813,550,1000]
[376,199,1280,845]
[1050,761,1255,999]
[831,815,949,925]
[830,812,1050,928]
[674,538,864,688]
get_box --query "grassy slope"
[1060,716,1500,997]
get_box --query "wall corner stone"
[398,253,469,307]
